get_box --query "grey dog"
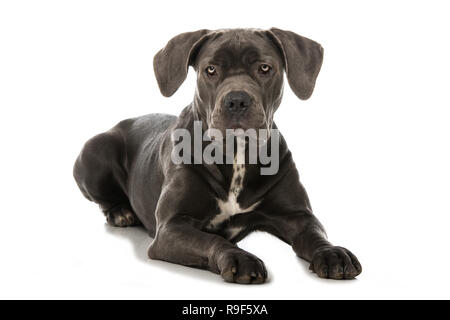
[73,28,362,284]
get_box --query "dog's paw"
[309,246,362,280]
[105,206,140,227]
[216,249,267,284]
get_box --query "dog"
[73,28,362,284]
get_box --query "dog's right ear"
[153,29,211,97]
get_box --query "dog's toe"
[217,249,267,284]
[309,246,361,280]
[105,206,140,227]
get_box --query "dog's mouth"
[206,110,272,144]
[208,115,268,134]
[208,99,269,135]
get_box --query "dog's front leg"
[269,212,362,280]
[148,220,267,284]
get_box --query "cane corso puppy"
[73,28,362,284]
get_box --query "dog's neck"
[171,104,288,198]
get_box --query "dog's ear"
[267,28,324,100]
[153,29,211,97]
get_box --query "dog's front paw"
[309,246,362,280]
[216,249,267,284]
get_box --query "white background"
[1,0,449,299]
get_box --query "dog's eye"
[206,66,217,76]
[259,64,272,74]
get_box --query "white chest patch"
[208,159,260,229]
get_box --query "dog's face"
[154,28,324,134]
[193,30,284,133]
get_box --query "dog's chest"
[207,162,260,234]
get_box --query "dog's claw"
[105,206,140,227]
[217,249,267,285]
[310,246,361,280]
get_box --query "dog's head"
[154,28,323,134]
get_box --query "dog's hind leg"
[73,129,141,228]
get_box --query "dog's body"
[74,28,361,283]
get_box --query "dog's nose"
[224,91,252,113]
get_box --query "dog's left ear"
[267,28,324,100]
[154,29,211,97]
